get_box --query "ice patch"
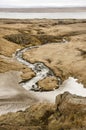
[15,47,86,103]
[29,77,86,103]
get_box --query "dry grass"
[0,19,86,130]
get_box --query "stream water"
[15,46,61,91]
[15,45,86,103]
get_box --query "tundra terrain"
[0,19,86,130]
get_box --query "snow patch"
[29,77,86,103]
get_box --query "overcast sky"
[0,0,86,8]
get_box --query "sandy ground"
[0,71,37,115]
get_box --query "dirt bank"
[0,71,37,115]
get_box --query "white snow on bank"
[15,47,86,104]
[29,77,86,103]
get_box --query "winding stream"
[15,45,86,103]
[15,46,61,91]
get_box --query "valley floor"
[0,19,86,130]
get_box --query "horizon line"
[0,5,86,8]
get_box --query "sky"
[0,0,86,8]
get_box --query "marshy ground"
[0,19,86,130]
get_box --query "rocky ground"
[0,19,86,129]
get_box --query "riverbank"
[0,71,38,115]
[0,19,86,129]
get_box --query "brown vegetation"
[38,76,58,91]
[0,92,86,130]
[0,19,86,129]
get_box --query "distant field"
[0,7,86,13]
